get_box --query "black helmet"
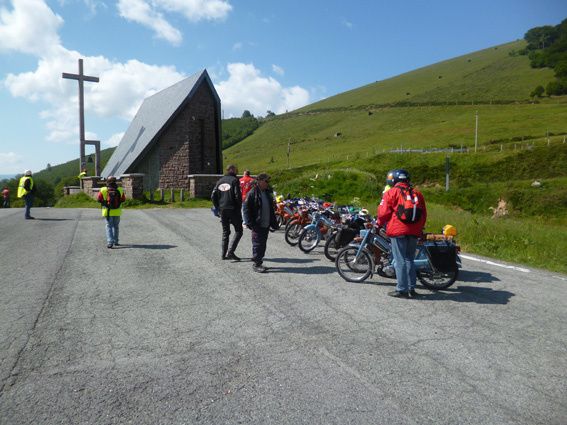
[392,169,410,184]
[386,170,395,186]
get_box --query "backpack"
[395,186,423,224]
[105,186,122,210]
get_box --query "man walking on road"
[212,164,243,261]
[243,173,278,273]
[97,176,126,249]
[17,170,36,219]
[378,169,427,298]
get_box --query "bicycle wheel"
[335,247,373,283]
[284,221,303,246]
[417,263,458,290]
[276,214,285,229]
[324,231,340,261]
[298,228,320,253]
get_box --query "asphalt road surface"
[1,208,566,425]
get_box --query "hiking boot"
[388,290,408,298]
[107,244,113,249]
[253,264,267,273]
[409,289,419,298]
[226,252,241,261]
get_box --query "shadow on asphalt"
[266,265,336,275]
[116,244,177,250]
[34,218,73,221]
[458,270,501,283]
[268,257,318,264]
[417,286,514,305]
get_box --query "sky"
[1,0,566,176]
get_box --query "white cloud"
[272,64,284,76]
[216,63,310,117]
[0,0,63,56]
[232,41,243,50]
[2,1,184,144]
[157,0,232,22]
[105,132,125,147]
[0,151,23,174]
[117,0,232,45]
[117,0,182,45]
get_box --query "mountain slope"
[302,40,554,111]
[225,40,566,171]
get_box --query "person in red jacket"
[378,169,427,298]
[239,170,254,225]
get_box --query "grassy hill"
[225,41,566,172]
[302,40,554,109]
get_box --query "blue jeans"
[105,216,121,245]
[391,236,418,293]
[24,194,33,218]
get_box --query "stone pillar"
[82,177,103,198]
[120,173,145,199]
[188,174,222,198]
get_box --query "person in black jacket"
[211,164,243,261]
[243,173,278,273]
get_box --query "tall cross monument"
[62,59,101,176]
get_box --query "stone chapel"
[101,69,222,191]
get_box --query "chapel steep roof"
[101,69,219,178]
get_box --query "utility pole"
[445,155,450,192]
[474,110,479,153]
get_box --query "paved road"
[1,208,566,425]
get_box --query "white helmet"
[24,170,32,176]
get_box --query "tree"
[524,26,558,50]
[46,163,52,172]
[530,85,545,98]
[555,60,567,79]
[545,80,567,96]
[241,110,253,118]
[266,110,276,117]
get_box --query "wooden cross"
[62,59,101,176]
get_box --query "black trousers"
[221,208,243,257]
[251,227,270,265]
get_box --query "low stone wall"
[120,174,145,200]
[82,177,103,198]
[188,174,222,198]
[62,186,82,196]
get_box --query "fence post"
[170,189,175,202]
[150,189,154,202]
[180,189,185,202]
[160,189,164,202]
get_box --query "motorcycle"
[297,209,340,253]
[334,225,460,290]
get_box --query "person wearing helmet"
[378,169,427,298]
[17,170,36,219]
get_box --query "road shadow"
[267,257,318,264]
[266,265,337,275]
[115,244,177,250]
[417,285,514,305]
[458,270,501,283]
[34,218,73,221]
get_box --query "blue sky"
[1,0,566,176]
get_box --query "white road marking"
[460,254,531,273]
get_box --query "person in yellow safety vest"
[78,169,87,179]
[97,176,126,249]
[383,170,395,194]
[17,170,36,219]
